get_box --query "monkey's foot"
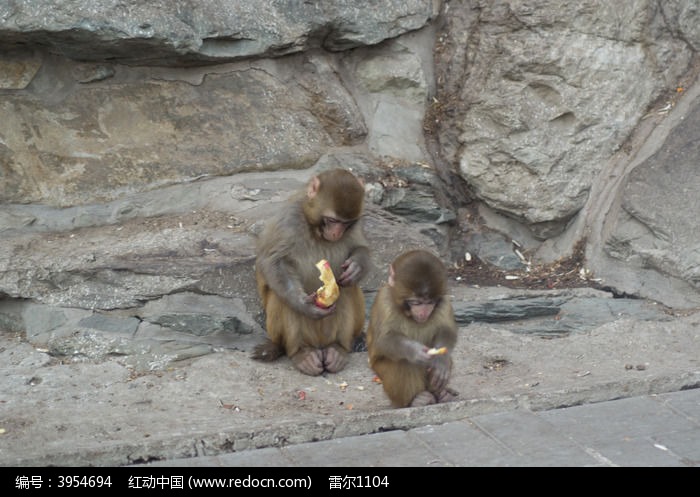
[251,339,285,362]
[436,387,459,404]
[352,332,367,352]
[323,345,349,373]
[291,349,325,376]
[409,391,437,407]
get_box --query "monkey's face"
[304,169,365,242]
[404,297,437,323]
[321,215,356,242]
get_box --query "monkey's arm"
[428,353,451,392]
[429,301,458,350]
[257,226,335,320]
[265,257,335,319]
[430,324,458,351]
[374,331,432,366]
[427,320,458,392]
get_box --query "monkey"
[366,249,458,408]
[252,168,371,376]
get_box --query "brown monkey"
[252,168,370,376]
[366,249,458,408]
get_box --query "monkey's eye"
[323,217,356,229]
[405,298,437,307]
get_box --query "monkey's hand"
[428,354,451,392]
[298,291,336,319]
[399,340,433,367]
[338,257,364,286]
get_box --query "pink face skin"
[407,300,436,323]
[321,216,354,242]
[387,264,438,323]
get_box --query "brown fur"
[253,169,370,375]
[366,250,458,407]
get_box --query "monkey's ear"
[388,264,396,287]
[307,176,321,199]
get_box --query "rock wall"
[1,0,699,334]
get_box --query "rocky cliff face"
[1,0,699,354]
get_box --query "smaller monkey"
[366,250,458,408]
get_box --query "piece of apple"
[427,347,448,356]
[315,259,339,308]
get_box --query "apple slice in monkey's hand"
[315,259,340,308]
[427,347,448,356]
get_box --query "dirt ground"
[2,278,699,467]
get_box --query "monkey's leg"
[315,287,363,373]
[410,391,437,407]
[264,292,325,375]
[251,291,287,362]
[332,286,365,349]
[373,359,428,408]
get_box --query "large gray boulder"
[0,0,438,64]
[435,1,693,237]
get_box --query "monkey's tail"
[251,339,285,362]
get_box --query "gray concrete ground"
[136,389,700,467]
[4,391,695,497]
